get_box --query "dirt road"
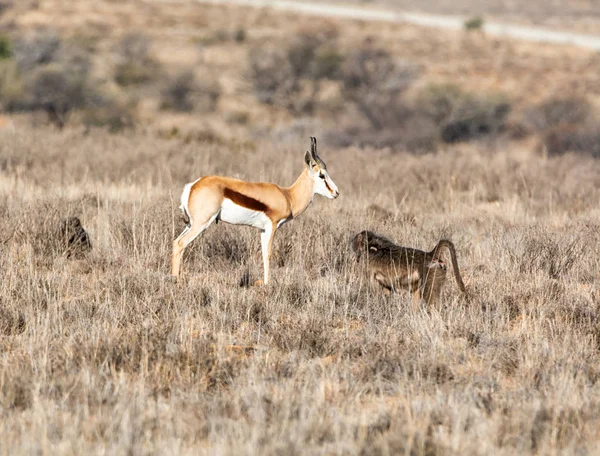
[149,0,600,50]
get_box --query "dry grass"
[1,126,600,454]
[1,1,600,454]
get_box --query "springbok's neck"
[285,168,314,218]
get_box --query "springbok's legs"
[171,212,218,278]
[258,224,275,285]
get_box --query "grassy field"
[1,0,600,454]
[1,127,600,454]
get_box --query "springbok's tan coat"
[171,137,339,284]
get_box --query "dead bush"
[160,69,220,112]
[0,307,26,336]
[418,83,510,143]
[541,124,600,157]
[525,95,592,131]
[248,24,342,114]
[341,43,417,132]
[519,232,585,279]
[114,33,161,87]
[3,32,98,128]
[27,64,89,128]
[332,72,509,150]
[81,96,135,133]
[325,42,427,149]
[248,44,292,106]
[12,31,61,71]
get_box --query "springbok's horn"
[309,136,326,168]
[310,137,317,157]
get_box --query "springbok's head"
[304,137,339,199]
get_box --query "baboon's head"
[304,136,339,199]
[350,230,375,261]
[63,217,82,231]
[351,230,401,262]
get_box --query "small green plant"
[464,16,484,31]
[313,48,344,79]
[0,60,24,105]
[0,35,12,60]
[234,28,246,43]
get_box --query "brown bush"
[114,33,161,87]
[160,69,220,112]
[248,24,342,114]
[541,124,600,157]
[418,83,511,143]
[1,31,110,128]
[525,95,592,131]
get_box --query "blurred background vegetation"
[0,0,598,157]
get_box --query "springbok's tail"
[180,206,190,226]
[179,179,199,227]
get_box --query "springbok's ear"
[305,150,315,168]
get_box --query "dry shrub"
[12,30,62,71]
[18,203,92,264]
[27,63,89,127]
[518,231,585,279]
[340,43,417,130]
[160,69,220,112]
[331,76,509,150]
[248,22,342,113]
[270,317,333,357]
[0,307,26,336]
[525,95,591,131]
[542,125,600,157]
[326,41,424,149]
[2,31,124,129]
[114,33,161,87]
[81,96,135,132]
[419,83,510,143]
[524,95,600,157]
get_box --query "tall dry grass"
[1,126,600,454]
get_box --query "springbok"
[172,137,339,284]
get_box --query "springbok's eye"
[319,173,325,179]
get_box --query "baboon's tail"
[431,240,466,292]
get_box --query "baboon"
[351,230,466,307]
[61,216,92,258]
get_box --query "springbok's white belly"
[220,198,271,229]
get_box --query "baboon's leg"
[411,285,421,311]
[171,212,218,278]
[422,260,447,306]
[373,272,392,295]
